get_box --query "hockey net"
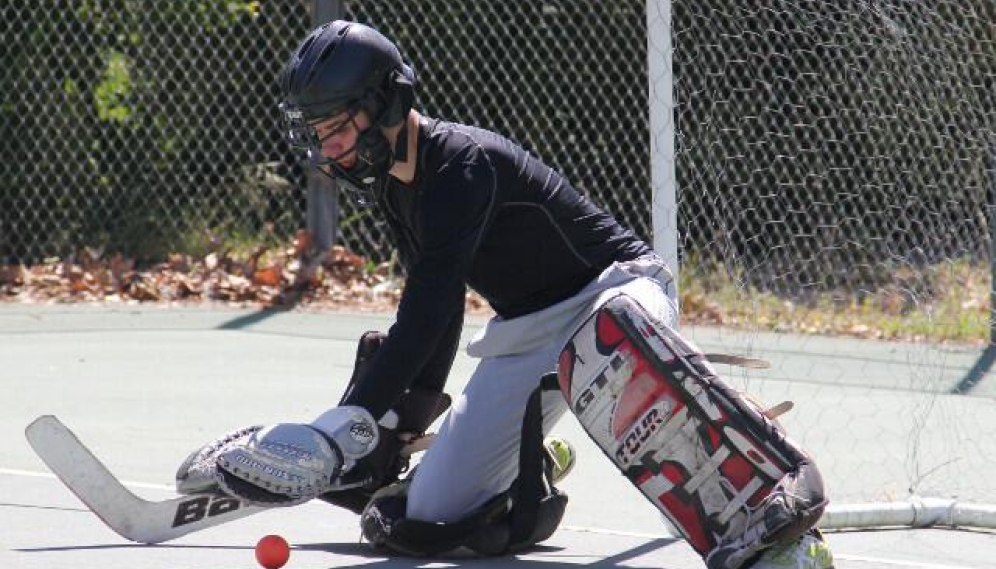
[649,0,996,528]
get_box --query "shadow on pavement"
[294,537,680,568]
[952,343,996,394]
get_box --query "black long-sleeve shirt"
[342,117,652,418]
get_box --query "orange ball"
[255,534,290,569]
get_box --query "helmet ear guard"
[377,63,416,128]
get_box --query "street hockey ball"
[255,534,290,569]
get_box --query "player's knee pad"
[557,293,827,569]
[360,377,568,557]
[360,479,568,557]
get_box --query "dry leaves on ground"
[0,231,492,314]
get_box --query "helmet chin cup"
[302,131,390,208]
[341,127,393,206]
[322,168,380,208]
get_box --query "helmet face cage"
[279,102,321,155]
[279,101,387,207]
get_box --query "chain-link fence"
[0,0,653,268]
[0,0,312,263]
[659,0,996,510]
[339,0,653,262]
[670,1,995,299]
[2,0,994,298]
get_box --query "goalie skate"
[557,295,826,569]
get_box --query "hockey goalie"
[168,18,832,568]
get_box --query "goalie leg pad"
[558,294,827,569]
[360,480,567,557]
[360,377,567,557]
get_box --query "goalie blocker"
[558,294,827,569]
[175,330,452,511]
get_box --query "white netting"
[650,0,996,512]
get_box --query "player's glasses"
[279,102,381,207]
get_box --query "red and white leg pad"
[558,294,827,569]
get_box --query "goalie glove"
[175,406,380,508]
[361,386,452,489]
[320,387,452,514]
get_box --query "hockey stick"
[26,415,266,543]
[25,415,435,544]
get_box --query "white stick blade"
[25,415,264,543]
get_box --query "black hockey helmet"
[280,21,416,204]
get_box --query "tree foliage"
[1,0,308,262]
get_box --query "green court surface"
[2,305,995,569]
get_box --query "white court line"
[0,467,56,480]
[562,525,987,569]
[0,466,173,491]
[2,468,988,569]
[831,555,986,569]
[562,525,664,540]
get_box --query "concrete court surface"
[2,304,996,569]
